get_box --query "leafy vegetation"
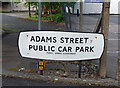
[13,2,75,22]
[42,13,64,23]
[23,2,75,23]
[53,13,64,22]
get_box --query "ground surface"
[2,76,78,86]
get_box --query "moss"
[21,16,39,21]
[8,67,18,71]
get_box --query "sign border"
[18,30,105,61]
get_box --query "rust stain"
[90,40,93,43]
[27,35,29,39]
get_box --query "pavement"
[1,12,119,87]
[2,76,78,86]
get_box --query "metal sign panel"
[18,31,104,61]
[85,0,103,3]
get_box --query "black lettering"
[29,45,33,50]
[53,37,57,43]
[51,46,55,52]
[44,46,47,51]
[36,36,40,42]
[90,46,94,52]
[58,46,62,52]
[80,38,83,43]
[41,37,46,42]
[75,47,79,52]
[30,36,35,42]
[85,46,89,52]
[75,38,79,43]
[70,38,74,43]
[39,45,43,51]
[63,47,67,52]
[46,37,52,43]
[68,47,72,52]
[48,46,50,51]
[80,47,84,52]
[60,37,64,43]
[84,38,89,43]
[65,37,69,43]
[33,45,38,51]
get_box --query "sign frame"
[18,30,105,61]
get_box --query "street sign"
[85,0,103,3]
[18,31,104,61]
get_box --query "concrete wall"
[73,0,120,14]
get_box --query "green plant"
[34,12,38,15]
[29,16,38,19]
[53,13,64,23]
[42,14,51,21]
[42,13,64,23]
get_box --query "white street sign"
[18,31,104,61]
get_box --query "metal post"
[38,1,44,75]
[67,5,72,31]
[28,2,31,17]
[38,1,41,31]
[78,61,82,78]
[80,0,83,32]
[78,0,83,78]
[77,9,79,16]
[99,1,110,78]
[63,4,69,30]
[93,13,102,33]
[72,4,74,14]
